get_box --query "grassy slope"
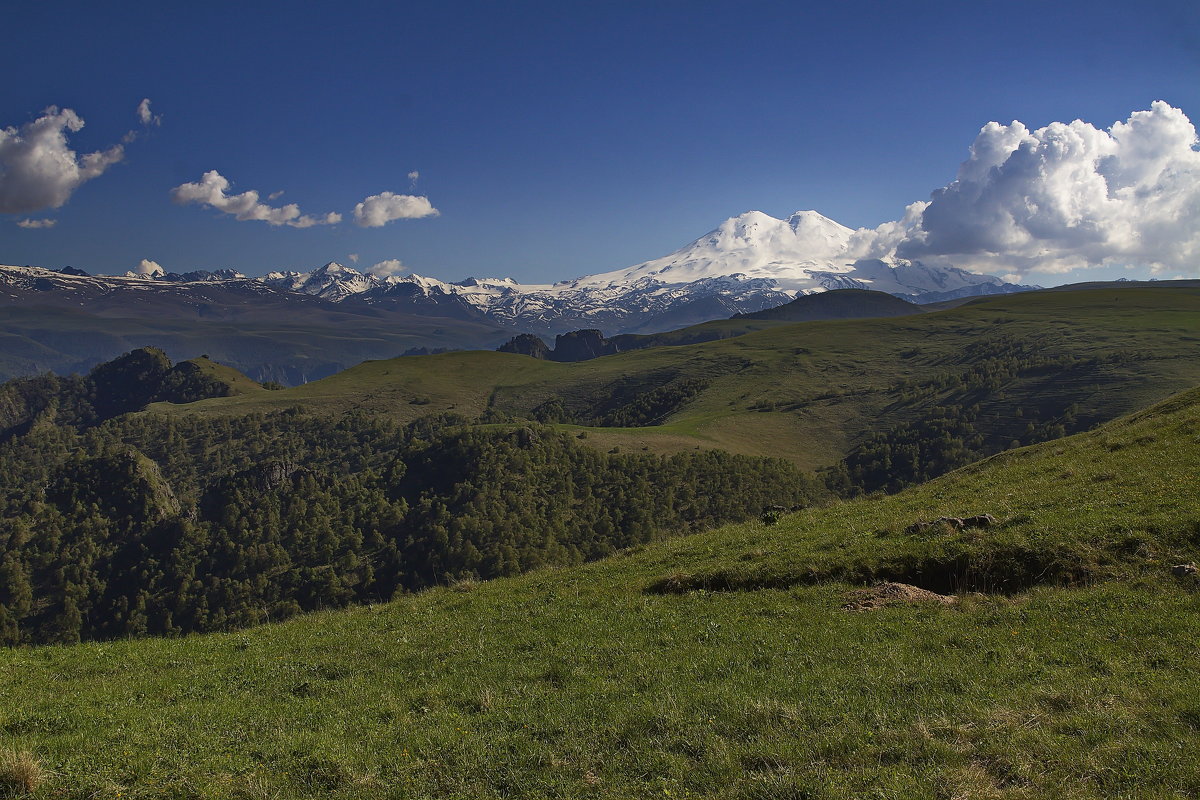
[3,386,1199,798]
[155,286,1200,470]
[174,356,269,397]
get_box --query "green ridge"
[152,286,1200,471]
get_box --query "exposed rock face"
[241,460,303,493]
[497,329,625,362]
[498,333,552,360]
[551,330,620,362]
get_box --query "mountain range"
[256,210,1032,333]
[10,210,1030,334]
[0,208,1035,381]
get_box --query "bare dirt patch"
[842,581,957,612]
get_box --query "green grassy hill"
[155,285,1200,472]
[2,382,1199,798]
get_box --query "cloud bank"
[353,191,439,227]
[16,218,56,229]
[366,258,407,278]
[855,102,1200,277]
[0,106,125,214]
[171,170,342,228]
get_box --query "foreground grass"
[2,387,1200,798]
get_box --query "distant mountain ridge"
[0,264,511,384]
[4,209,1032,338]
[252,210,1033,333]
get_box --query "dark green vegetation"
[2,284,1200,797]
[733,287,923,321]
[2,373,1199,797]
[0,400,821,645]
[0,347,262,439]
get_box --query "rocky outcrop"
[498,329,626,362]
[498,333,552,360]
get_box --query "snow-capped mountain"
[245,210,1030,333]
[263,262,377,301]
[3,209,1032,337]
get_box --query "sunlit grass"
[3,384,1200,797]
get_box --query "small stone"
[963,513,999,528]
[1170,563,1198,577]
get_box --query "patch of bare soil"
[842,581,957,612]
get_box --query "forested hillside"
[0,404,822,645]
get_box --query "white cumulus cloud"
[353,191,439,227]
[0,106,125,214]
[171,170,342,228]
[16,218,56,229]
[879,102,1200,277]
[366,258,408,278]
[131,258,164,277]
[137,98,161,127]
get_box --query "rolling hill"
[2,371,1198,798]
[153,284,1200,473]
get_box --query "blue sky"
[1,0,1198,284]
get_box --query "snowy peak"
[261,261,378,301]
[582,209,858,292]
[785,210,855,257]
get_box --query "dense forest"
[0,355,824,645]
